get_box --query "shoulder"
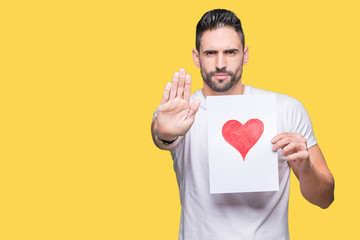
[249,86,316,144]
[190,89,207,110]
[190,89,204,101]
[245,85,304,110]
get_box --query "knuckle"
[295,133,302,138]
[282,132,289,137]
[272,143,279,150]
[298,151,309,160]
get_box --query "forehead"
[200,26,242,51]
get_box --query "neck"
[201,82,245,98]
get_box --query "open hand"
[156,68,201,141]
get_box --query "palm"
[156,69,201,139]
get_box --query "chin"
[212,82,233,92]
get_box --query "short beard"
[201,65,243,92]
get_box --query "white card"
[207,94,278,193]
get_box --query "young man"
[151,9,334,240]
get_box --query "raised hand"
[156,68,201,141]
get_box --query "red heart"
[222,119,264,161]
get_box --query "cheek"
[200,57,215,67]
[230,55,244,64]
[228,57,244,70]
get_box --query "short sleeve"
[288,98,317,148]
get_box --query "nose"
[215,53,226,69]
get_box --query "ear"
[243,46,249,66]
[192,49,200,68]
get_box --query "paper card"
[207,94,278,193]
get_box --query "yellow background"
[1,0,359,239]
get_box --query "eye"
[225,50,237,55]
[204,51,216,56]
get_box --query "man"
[151,9,334,240]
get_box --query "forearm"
[293,161,335,209]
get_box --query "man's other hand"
[271,132,310,170]
[271,132,334,208]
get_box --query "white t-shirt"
[156,85,316,240]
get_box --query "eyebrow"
[224,49,239,53]
[203,50,217,54]
[203,49,240,54]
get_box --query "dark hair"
[196,9,245,51]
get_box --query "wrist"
[298,158,313,176]
[156,130,178,145]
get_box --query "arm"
[151,68,201,151]
[272,133,334,209]
[151,117,183,151]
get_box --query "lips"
[213,74,230,80]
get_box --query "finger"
[169,72,179,99]
[281,149,297,157]
[160,82,171,105]
[281,142,306,156]
[176,68,186,99]
[271,132,289,144]
[183,74,192,102]
[272,133,305,151]
[285,150,310,162]
[188,99,201,119]
[272,132,303,143]
[272,136,294,151]
[280,142,296,156]
[272,136,304,151]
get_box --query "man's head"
[192,9,249,95]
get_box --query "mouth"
[213,73,230,80]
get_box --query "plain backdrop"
[1,0,359,239]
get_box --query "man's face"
[194,26,248,93]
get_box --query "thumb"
[188,99,201,119]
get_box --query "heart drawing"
[222,119,264,161]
